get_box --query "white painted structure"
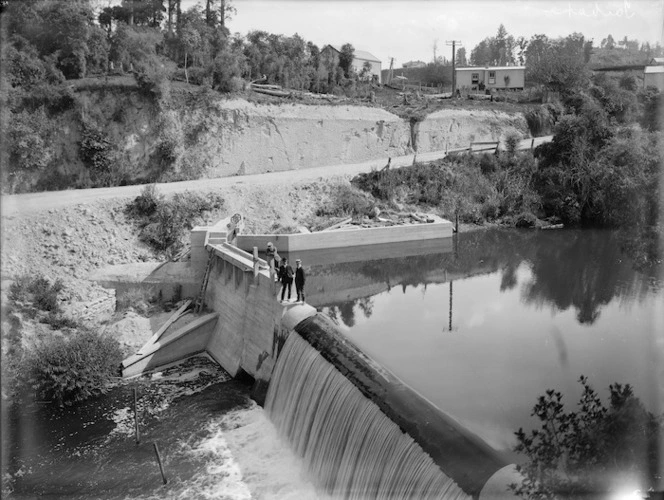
[456,66,526,91]
[322,45,382,82]
[644,66,664,90]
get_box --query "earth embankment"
[16,86,530,191]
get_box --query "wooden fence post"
[153,443,167,485]
[133,387,140,445]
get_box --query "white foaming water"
[129,403,331,500]
[265,332,471,500]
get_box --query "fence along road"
[2,136,552,218]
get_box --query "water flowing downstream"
[265,332,470,500]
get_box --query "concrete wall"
[91,261,204,303]
[236,220,453,253]
[123,313,218,378]
[204,251,284,379]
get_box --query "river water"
[3,228,662,498]
[308,228,663,456]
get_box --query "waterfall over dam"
[120,230,520,499]
[265,332,470,500]
[264,312,515,499]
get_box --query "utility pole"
[386,57,395,86]
[446,40,462,94]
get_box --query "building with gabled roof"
[321,45,382,82]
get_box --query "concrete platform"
[236,216,453,253]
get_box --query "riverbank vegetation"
[511,376,662,498]
[2,274,123,406]
[350,69,662,267]
[124,185,224,257]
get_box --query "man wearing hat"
[295,258,306,303]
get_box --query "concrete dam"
[120,223,520,499]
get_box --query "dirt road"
[1,136,552,217]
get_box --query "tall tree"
[515,36,528,65]
[339,43,354,78]
[219,0,235,29]
[470,39,491,66]
[180,24,201,83]
[528,34,590,94]
[602,34,616,49]
[455,46,467,66]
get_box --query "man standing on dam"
[295,258,306,303]
[279,258,294,302]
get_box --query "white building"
[321,45,382,82]
[644,66,664,90]
[455,66,526,91]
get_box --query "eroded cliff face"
[179,99,412,177]
[41,89,530,188]
[417,108,529,152]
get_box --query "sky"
[189,0,663,66]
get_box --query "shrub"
[504,131,522,156]
[26,328,122,406]
[479,153,498,175]
[125,186,224,255]
[638,86,662,131]
[9,275,63,312]
[514,212,537,228]
[524,105,553,137]
[134,56,175,101]
[42,312,79,330]
[316,184,374,218]
[116,287,155,314]
[4,108,57,193]
[510,376,662,498]
[79,122,119,187]
[14,83,76,114]
[127,184,163,218]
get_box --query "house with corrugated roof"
[320,45,382,82]
[648,57,664,65]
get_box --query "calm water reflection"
[302,229,663,452]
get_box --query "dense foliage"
[511,376,662,498]
[0,0,365,96]
[3,274,123,406]
[27,328,123,406]
[125,184,224,255]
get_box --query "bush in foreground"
[511,376,662,498]
[26,328,123,406]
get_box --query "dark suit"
[295,266,306,302]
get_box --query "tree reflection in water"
[313,228,661,327]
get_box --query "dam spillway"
[119,224,519,498]
[265,331,470,500]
